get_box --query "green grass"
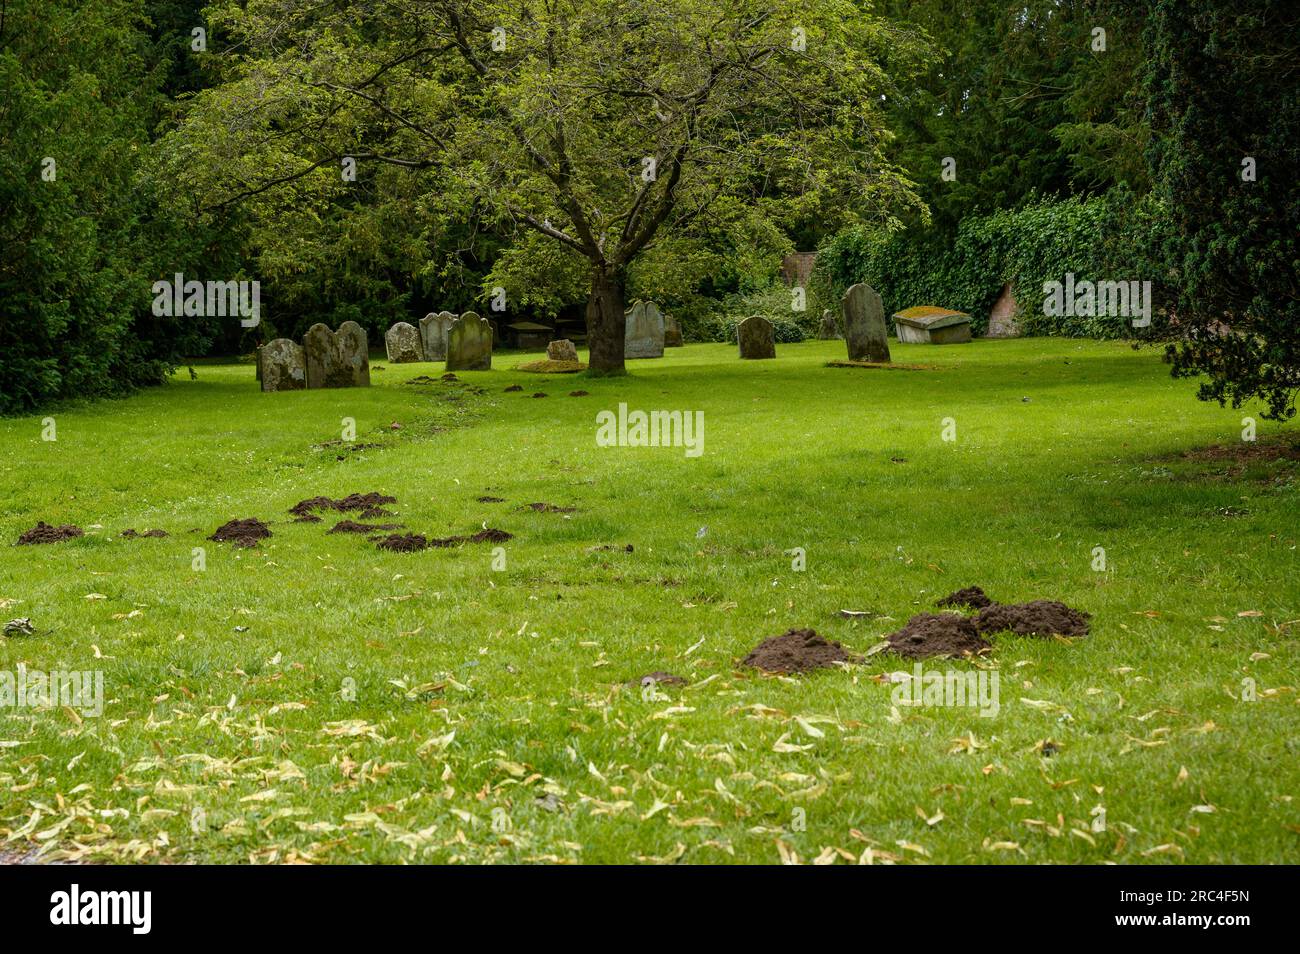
[1,339,1297,864]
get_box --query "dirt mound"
[469,528,513,543]
[476,495,505,503]
[289,492,396,518]
[886,613,991,659]
[589,543,634,553]
[936,585,993,610]
[373,533,428,552]
[522,502,576,514]
[328,520,404,534]
[976,600,1090,638]
[532,392,548,398]
[357,506,395,519]
[628,671,687,688]
[441,373,459,382]
[17,522,85,545]
[569,390,589,397]
[406,375,437,385]
[742,628,857,674]
[504,385,523,392]
[120,528,168,539]
[209,518,271,548]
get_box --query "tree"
[1142,0,1300,420]
[166,0,924,373]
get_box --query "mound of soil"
[427,536,467,548]
[569,390,589,397]
[532,392,548,398]
[476,495,505,503]
[17,522,85,545]
[328,520,404,534]
[742,628,857,674]
[522,502,576,514]
[504,385,523,392]
[209,518,271,548]
[357,506,395,519]
[628,671,687,688]
[289,492,396,518]
[373,533,428,552]
[120,528,168,539]
[936,585,993,610]
[589,543,634,553]
[825,360,935,371]
[470,528,513,543]
[976,600,1090,638]
[406,375,437,385]
[441,373,459,382]
[886,613,991,659]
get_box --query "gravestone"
[419,311,457,360]
[893,306,972,344]
[446,311,492,371]
[664,313,684,347]
[385,322,424,363]
[816,309,842,340]
[737,315,776,359]
[547,339,578,362]
[986,283,1021,338]
[303,321,370,388]
[258,339,306,392]
[624,300,665,359]
[842,283,890,363]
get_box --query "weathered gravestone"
[258,339,306,392]
[816,309,842,340]
[624,300,665,359]
[547,339,578,362]
[842,283,891,363]
[446,311,492,371]
[385,322,424,363]
[986,283,1021,338]
[737,315,776,359]
[304,321,370,388]
[664,313,684,347]
[419,311,457,360]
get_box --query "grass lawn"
[1,338,1297,864]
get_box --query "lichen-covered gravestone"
[419,311,457,360]
[385,322,424,363]
[842,283,891,363]
[737,315,776,359]
[303,321,371,388]
[664,313,684,347]
[816,309,842,340]
[624,300,665,359]
[446,312,492,371]
[258,339,306,392]
[547,339,578,362]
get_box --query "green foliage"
[816,195,1144,338]
[0,0,223,414]
[1141,0,1300,421]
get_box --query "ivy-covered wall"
[814,194,1152,339]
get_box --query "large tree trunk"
[585,266,626,375]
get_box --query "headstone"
[546,339,578,362]
[419,311,456,360]
[385,322,424,363]
[303,321,370,388]
[816,309,842,340]
[446,311,492,371]
[986,283,1021,338]
[842,283,890,363]
[664,313,684,347]
[258,339,306,392]
[624,300,665,359]
[737,315,776,359]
